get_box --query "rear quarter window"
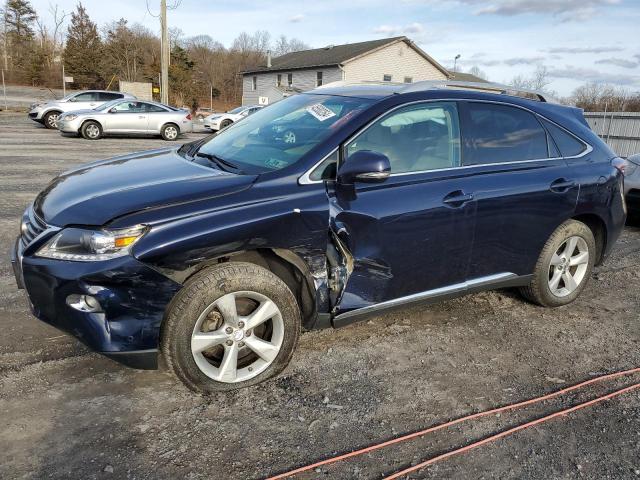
[540,118,587,157]
[462,102,548,165]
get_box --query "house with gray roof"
[241,36,455,106]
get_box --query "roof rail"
[400,80,557,103]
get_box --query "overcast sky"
[29,0,640,96]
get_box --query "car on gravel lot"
[11,81,626,393]
[203,105,263,131]
[28,90,136,129]
[56,99,193,141]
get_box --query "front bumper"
[28,109,43,122]
[56,117,83,133]
[12,235,182,369]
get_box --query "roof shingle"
[243,37,406,73]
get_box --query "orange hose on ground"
[267,367,640,480]
[384,381,640,479]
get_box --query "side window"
[144,103,167,113]
[308,150,338,181]
[70,92,97,102]
[98,92,122,101]
[112,101,142,112]
[461,103,548,165]
[345,102,461,174]
[540,118,587,157]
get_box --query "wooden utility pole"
[160,0,169,104]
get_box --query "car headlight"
[64,114,77,121]
[36,225,147,261]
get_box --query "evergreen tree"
[63,2,103,88]
[3,0,37,76]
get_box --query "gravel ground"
[1,112,640,480]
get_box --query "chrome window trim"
[298,148,339,185]
[334,272,518,323]
[298,98,593,184]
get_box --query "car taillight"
[186,113,192,120]
[611,157,630,175]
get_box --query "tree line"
[1,0,307,108]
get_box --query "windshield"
[94,99,122,111]
[228,106,247,114]
[194,94,373,174]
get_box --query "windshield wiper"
[195,152,245,174]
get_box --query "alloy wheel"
[191,291,284,383]
[548,235,589,297]
[85,124,100,139]
[47,113,59,128]
[165,126,178,140]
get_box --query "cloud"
[288,14,304,23]
[545,46,625,54]
[548,65,640,86]
[373,22,425,36]
[595,58,639,69]
[503,56,545,66]
[471,0,621,21]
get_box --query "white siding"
[342,41,447,83]
[242,67,342,106]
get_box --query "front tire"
[81,121,102,140]
[520,220,595,307]
[220,119,233,129]
[43,111,61,129]
[162,262,301,393]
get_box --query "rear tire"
[81,121,102,140]
[43,111,61,129]
[520,220,595,307]
[161,123,179,141]
[162,262,301,393]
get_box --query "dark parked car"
[12,82,627,393]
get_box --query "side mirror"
[109,108,117,113]
[337,150,391,184]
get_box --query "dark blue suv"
[12,82,626,392]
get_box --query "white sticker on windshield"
[306,104,337,122]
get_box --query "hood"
[34,148,256,227]
[60,108,99,117]
[206,113,224,120]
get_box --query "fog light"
[66,294,102,313]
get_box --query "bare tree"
[508,65,557,97]
[468,65,487,80]
[273,34,309,56]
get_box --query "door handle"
[443,190,474,207]
[550,178,576,193]
[138,116,145,119]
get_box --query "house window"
[404,76,413,83]
[383,74,392,82]
[287,73,293,87]
[252,76,257,91]
[316,71,323,87]
[276,74,282,87]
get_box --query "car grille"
[21,207,49,247]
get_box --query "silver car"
[28,90,136,129]
[56,99,194,141]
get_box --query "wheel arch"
[80,118,104,132]
[162,121,180,133]
[181,248,320,330]
[572,213,607,265]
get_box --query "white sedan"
[203,105,263,131]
